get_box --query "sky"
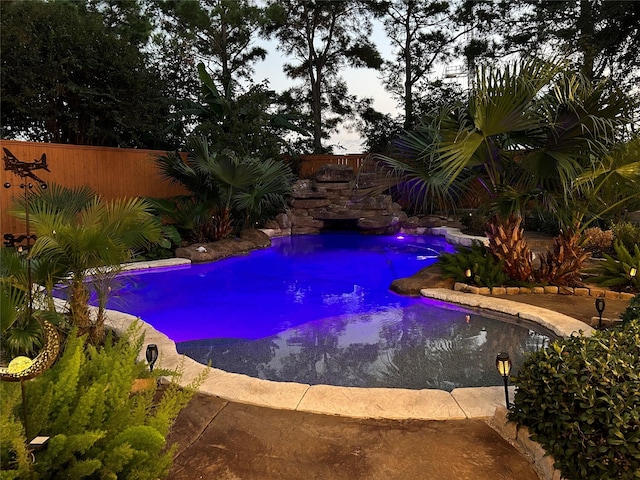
[251,16,468,153]
[250,20,400,154]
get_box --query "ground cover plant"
[0,324,206,479]
[509,318,640,480]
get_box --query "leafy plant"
[459,210,488,236]
[509,320,640,480]
[611,221,640,255]
[587,240,640,292]
[154,136,293,241]
[438,241,509,288]
[621,294,640,325]
[0,248,67,358]
[0,324,207,479]
[11,184,163,344]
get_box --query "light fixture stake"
[496,352,512,409]
[146,344,159,372]
[595,297,606,329]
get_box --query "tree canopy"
[265,0,383,153]
[0,0,170,148]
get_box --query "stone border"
[452,281,636,302]
[490,406,564,480]
[420,288,595,338]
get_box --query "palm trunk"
[69,278,91,337]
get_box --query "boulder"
[290,198,332,209]
[275,212,291,229]
[289,215,325,228]
[175,232,271,263]
[239,229,271,248]
[357,215,401,234]
[292,226,321,235]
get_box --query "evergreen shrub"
[611,221,640,255]
[509,320,640,480]
[0,324,206,479]
[621,293,640,325]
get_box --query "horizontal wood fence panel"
[1,140,187,240]
[1,140,368,240]
[295,154,368,178]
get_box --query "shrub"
[611,221,640,255]
[438,241,509,287]
[621,293,640,325]
[587,240,640,292]
[459,211,488,236]
[0,324,207,479]
[509,320,640,480]
[582,227,614,257]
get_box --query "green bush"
[587,240,640,292]
[438,241,509,287]
[509,320,640,480]
[459,211,488,236]
[0,324,207,479]
[611,221,640,255]
[621,293,640,325]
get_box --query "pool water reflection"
[103,233,553,391]
[177,299,552,392]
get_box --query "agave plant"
[588,240,640,292]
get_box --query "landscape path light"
[146,344,159,372]
[595,297,606,329]
[496,352,512,409]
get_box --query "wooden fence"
[293,153,369,178]
[0,140,188,240]
[1,140,369,240]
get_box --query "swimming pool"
[105,233,553,391]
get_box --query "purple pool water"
[105,233,553,390]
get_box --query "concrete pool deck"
[101,255,593,421]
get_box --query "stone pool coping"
[98,254,593,422]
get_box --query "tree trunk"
[69,279,91,337]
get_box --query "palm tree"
[11,184,162,344]
[154,136,293,241]
[373,58,639,283]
